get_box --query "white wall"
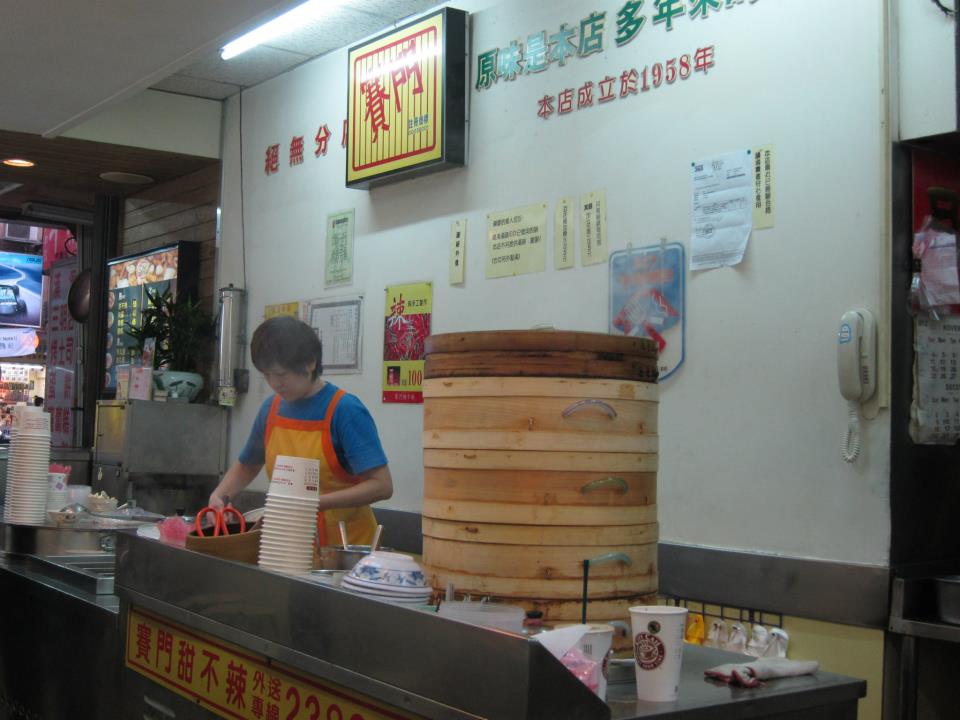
[219,0,892,565]
[897,0,956,140]
[63,89,222,158]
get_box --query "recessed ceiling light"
[3,158,35,168]
[99,171,154,185]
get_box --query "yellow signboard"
[263,302,300,320]
[346,9,466,189]
[126,606,421,720]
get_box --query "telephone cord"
[841,401,861,463]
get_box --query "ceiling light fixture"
[3,158,35,168]
[220,0,345,60]
[99,171,155,185]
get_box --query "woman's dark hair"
[250,316,323,379]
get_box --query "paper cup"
[267,455,321,499]
[629,606,688,702]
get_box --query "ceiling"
[0,0,440,219]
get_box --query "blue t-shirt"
[238,383,388,476]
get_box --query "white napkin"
[705,658,819,688]
[532,624,591,661]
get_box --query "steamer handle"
[588,551,633,567]
[562,399,617,419]
[581,477,628,494]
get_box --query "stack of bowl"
[341,551,433,604]
[3,407,51,525]
[258,455,320,575]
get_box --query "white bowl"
[348,552,427,588]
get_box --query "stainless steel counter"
[115,533,866,720]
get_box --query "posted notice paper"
[690,149,753,271]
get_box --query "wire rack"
[661,595,783,630]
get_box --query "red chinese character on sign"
[314,124,331,157]
[200,649,220,692]
[598,75,616,103]
[155,630,174,673]
[267,677,281,701]
[360,79,391,142]
[390,294,405,318]
[265,145,280,175]
[177,641,195,682]
[342,119,348,148]
[620,68,639,96]
[252,697,264,719]
[226,661,248,709]
[558,88,574,114]
[577,81,595,108]
[136,623,152,661]
[289,136,305,166]
[266,704,280,720]
[694,46,715,74]
[253,670,266,695]
[391,40,424,113]
[537,95,555,120]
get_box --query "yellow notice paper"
[555,197,575,269]
[449,219,466,285]
[485,203,547,279]
[580,190,608,266]
[752,144,775,229]
[263,302,299,320]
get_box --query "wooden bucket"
[421,332,658,631]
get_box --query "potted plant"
[124,287,215,402]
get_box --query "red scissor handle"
[195,506,247,537]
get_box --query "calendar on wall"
[911,315,960,444]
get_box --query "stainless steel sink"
[27,553,116,595]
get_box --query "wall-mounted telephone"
[836,309,877,462]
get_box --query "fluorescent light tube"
[221,0,344,60]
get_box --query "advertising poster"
[485,203,547,279]
[610,243,685,381]
[325,209,355,286]
[0,251,44,329]
[383,282,431,403]
[105,247,179,390]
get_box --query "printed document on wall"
[690,150,753,271]
[911,315,960,444]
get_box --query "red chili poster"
[382,282,431,404]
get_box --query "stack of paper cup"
[257,455,320,575]
[46,471,70,512]
[3,407,52,525]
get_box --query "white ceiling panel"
[150,75,243,102]
[182,45,312,88]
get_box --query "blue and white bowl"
[348,551,427,588]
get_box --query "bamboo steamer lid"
[425,330,657,357]
[425,330,658,382]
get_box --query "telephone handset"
[837,309,877,462]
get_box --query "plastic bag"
[912,216,960,317]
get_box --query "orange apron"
[264,388,377,546]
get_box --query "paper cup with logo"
[268,455,321,500]
[630,605,688,702]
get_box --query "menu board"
[105,247,179,391]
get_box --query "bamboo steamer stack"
[421,330,659,646]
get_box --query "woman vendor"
[208,316,392,545]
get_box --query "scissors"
[195,506,247,537]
